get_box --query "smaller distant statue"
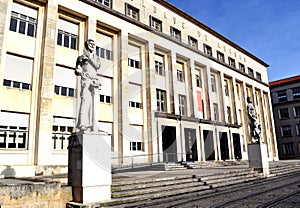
[246,96,261,143]
[75,39,101,132]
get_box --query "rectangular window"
[195,75,201,88]
[126,4,139,21]
[203,44,212,56]
[170,26,181,41]
[54,66,76,97]
[278,90,287,102]
[227,107,232,124]
[188,36,198,49]
[57,19,78,50]
[130,141,142,151]
[177,70,184,82]
[279,108,289,119]
[281,125,292,137]
[294,106,300,117]
[0,112,28,149]
[4,54,33,90]
[217,51,225,62]
[93,0,111,7]
[292,87,300,99]
[224,79,229,96]
[211,74,216,92]
[150,16,162,32]
[52,117,74,150]
[156,89,166,112]
[239,63,245,72]
[155,60,164,76]
[256,72,262,81]
[98,76,112,104]
[179,95,187,116]
[9,3,37,37]
[228,57,236,68]
[248,68,254,77]
[282,143,294,155]
[213,103,218,121]
[96,46,112,60]
[296,124,300,136]
[128,58,140,69]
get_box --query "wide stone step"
[100,183,212,207]
[112,177,199,192]
[113,175,192,186]
[112,179,205,198]
[208,173,263,187]
[270,166,300,175]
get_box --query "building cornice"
[153,0,269,68]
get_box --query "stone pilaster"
[35,0,58,165]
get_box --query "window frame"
[278,108,289,119]
[281,125,292,137]
[9,9,37,37]
[156,89,166,112]
[170,26,181,41]
[217,51,225,62]
[149,16,162,32]
[125,3,139,21]
[277,90,287,102]
[228,57,236,68]
[292,87,300,99]
[203,44,212,56]
[93,0,112,8]
[188,36,198,49]
[178,94,187,116]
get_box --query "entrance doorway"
[162,126,177,163]
[220,132,229,161]
[184,128,198,162]
[203,130,215,160]
[232,133,242,159]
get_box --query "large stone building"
[0,0,278,175]
[270,75,300,159]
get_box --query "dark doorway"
[220,132,229,161]
[184,128,198,162]
[203,130,215,160]
[232,133,242,159]
[162,126,177,163]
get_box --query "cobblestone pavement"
[143,172,300,208]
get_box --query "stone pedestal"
[67,132,111,206]
[248,143,269,177]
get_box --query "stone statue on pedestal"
[246,96,261,143]
[75,39,101,132]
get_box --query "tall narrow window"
[256,72,262,81]
[126,4,139,21]
[128,44,141,69]
[178,95,187,116]
[203,44,212,56]
[239,63,245,72]
[248,68,254,77]
[150,16,162,32]
[98,77,113,104]
[213,103,218,121]
[195,75,201,88]
[176,62,184,82]
[211,74,216,92]
[154,53,164,76]
[224,79,229,96]
[227,107,232,124]
[217,51,225,62]
[228,57,236,68]
[188,36,198,49]
[282,143,294,155]
[57,18,78,50]
[170,27,181,41]
[294,106,300,117]
[9,2,37,37]
[156,89,166,112]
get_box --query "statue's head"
[247,96,252,103]
[85,39,95,53]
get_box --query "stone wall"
[0,180,72,208]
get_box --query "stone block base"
[248,143,269,177]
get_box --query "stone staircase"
[269,162,300,176]
[184,160,248,169]
[96,168,262,207]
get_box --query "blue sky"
[167,0,300,82]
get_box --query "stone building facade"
[0,0,278,175]
[270,75,300,159]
